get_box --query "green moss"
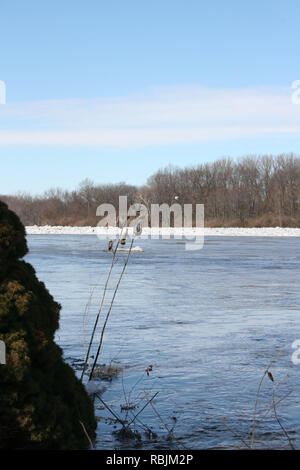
[0,201,96,449]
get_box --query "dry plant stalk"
[223,354,296,450]
[236,390,293,449]
[82,283,98,376]
[92,362,122,380]
[250,353,281,448]
[272,374,295,450]
[89,237,135,381]
[79,420,94,449]
[80,235,122,381]
[143,389,187,450]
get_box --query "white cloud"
[0,85,299,147]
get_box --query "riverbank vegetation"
[0,201,96,449]
[2,153,300,227]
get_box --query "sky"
[0,0,300,194]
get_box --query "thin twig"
[220,417,251,449]
[143,389,187,450]
[95,393,125,425]
[79,420,94,449]
[237,390,293,449]
[272,374,295,450]
[126,373,146,410]
[121,370,130,420]
[82,283,98,375]
[127,413,158,439]
[128,392,159,426]
[250,353,281,448]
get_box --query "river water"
[26,235,300,450]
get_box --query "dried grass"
[91,362,122,381]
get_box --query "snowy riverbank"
[25,225,300,237]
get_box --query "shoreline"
[25,225,300,237]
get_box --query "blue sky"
[0,0,300,193]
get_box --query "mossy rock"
[0,201,96,449]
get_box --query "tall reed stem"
[80,237,121,381]
[89,237,134,381]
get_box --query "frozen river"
[26,235,300,450]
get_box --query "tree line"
[2,153,300,227]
